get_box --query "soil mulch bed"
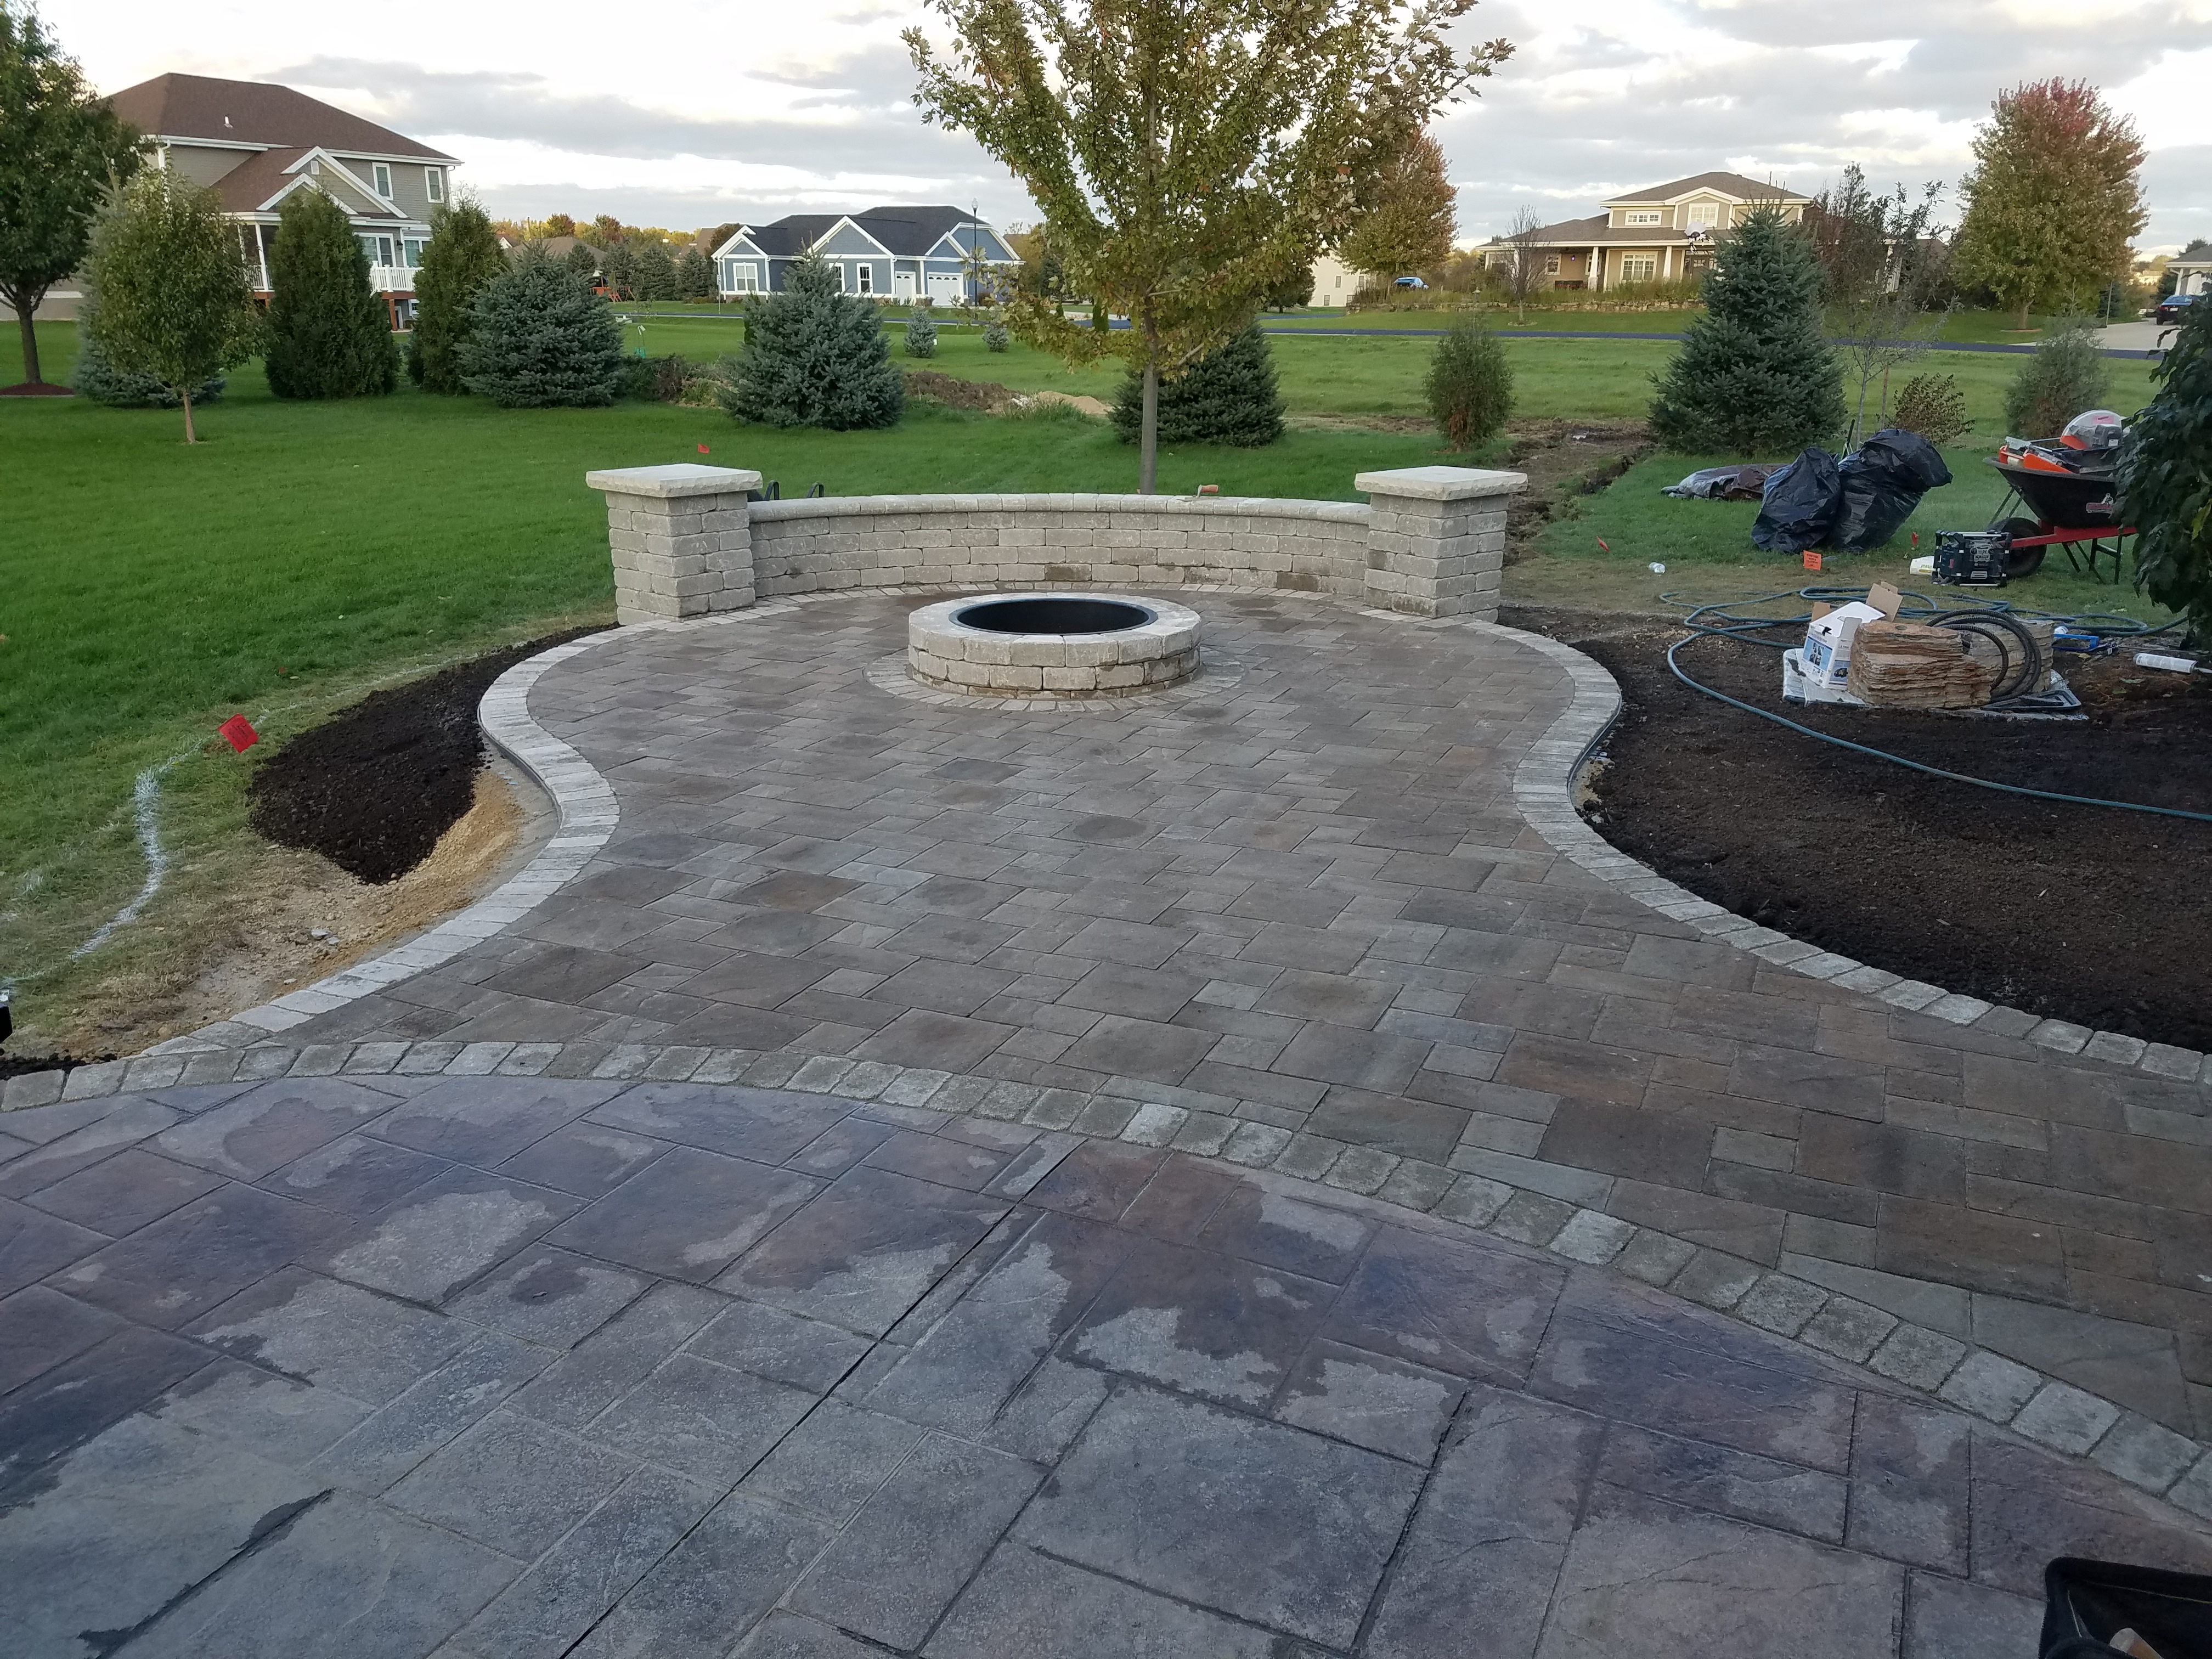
[1498,423,1653,563]
[1504,604,2212,1050]
[249,629,599,884]
[1,1050,115,1081]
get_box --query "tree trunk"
[1138,358,1159,495]
[180,386,198,444]
[13,296,42,386]
[2017,298,2033,331]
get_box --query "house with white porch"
[713,207,1018,302]
[1476,171,1813,293]
[105,74,458,329]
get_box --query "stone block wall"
[586,463,763,624]
[747,495,1373,600]
[586,468,1524,622]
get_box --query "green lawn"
[1525,445,2175,625]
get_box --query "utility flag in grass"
[1803,550,1823,571]
[697,443,710,454]
[219,715,258,752]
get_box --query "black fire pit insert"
[955,596,1155,635]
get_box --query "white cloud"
[43,0,2212,248]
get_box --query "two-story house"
[713,207,1019,302]
[1479,172,1813,293]
[104,74,460,329]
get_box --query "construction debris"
[1845,620,1997,708]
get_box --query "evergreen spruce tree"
[905,309,938,358]
[2122,283,2212,639]
[455,253,625,407]
[633,238,677,301]
[1649,206,1842,455]
[264,187,396,399]
[407,199,507,392]
[565,240,600,280]
[602,240,636,300]
[1109,322,1284,446]
[71,294,224,407]
[718,252,902,429]
[983,309,1011,352]
[676,245,715,300]
[1423,314,1512,449]
[2002,314,2111,436]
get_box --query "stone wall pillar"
[1354,466,1526,620]
[586,464,763,624]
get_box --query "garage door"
[927,274,963,303]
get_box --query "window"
[402,238,426,267]
[373,162,392,198]
[856,263,873,294]
[1621,254,1658,282]
[1685,201,1721,227]
[1544,255,1560,275]
[1623,210,1663,225]
[425,168,444,204]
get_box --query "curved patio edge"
[12,591,2208,1522]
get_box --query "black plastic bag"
[1828,427,1953,552]
[1751,447,1842,552]
[2041,1556,2212,1657]
[1663,464,1778,501]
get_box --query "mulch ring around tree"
[249,628,601,885]
[1504,604,2212,1050]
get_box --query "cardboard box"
[1799,601,1886,689]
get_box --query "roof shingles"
[108,73,454,162]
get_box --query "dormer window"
[426,168,444,204]
[374,162,393,198]
[1623,210,1663,225]
[1686,201,1722,227]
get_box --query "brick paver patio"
[8,588,2212,1655]
[5,1072,2211,1657]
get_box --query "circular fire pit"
[907,592,1203,697]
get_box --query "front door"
[893,270,915,300]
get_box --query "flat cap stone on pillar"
[586,463,764,625]
[1355,465,1526,620]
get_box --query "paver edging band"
[12,591,2208,1518]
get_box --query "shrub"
[1110,322,1285,447]
[2002,314,2112,437]
[1424,314,1513,450]
[2121,287,2212,640]
[905,311,939,358]
[623,353,694,402]
[264,186,396,399]
[1649,206,1843,454]
[983,311,1010,352]
[407,200,507,393]
[455,255,625,407]
[70,319,224,407]
[718,252,903,429]
[1891,373,1971,446]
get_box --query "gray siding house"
[104,74,459,328]
[713,207,1018,302]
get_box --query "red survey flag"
[697,443,710,454]
[1803,551,1823,572]
[219,715,258,752]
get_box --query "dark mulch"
[249,628,601,884]
[1505,605,2212,1049]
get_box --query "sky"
[48,0,2212,253]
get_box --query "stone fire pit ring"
[906,591,1203,696]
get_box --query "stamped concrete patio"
[9,587,2212,1656]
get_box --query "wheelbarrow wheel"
[1999,517,2047,578]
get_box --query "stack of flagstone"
[1845,620,1995,708]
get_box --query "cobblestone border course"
[9,591,2212,1516]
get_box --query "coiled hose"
[1651,588,2212,826]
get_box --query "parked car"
[1392,275,1428,289]
[2154,292,2197,325]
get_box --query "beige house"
[1479,171,1813,293]
[2169,249,2212,298]
[86,74,459,328]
